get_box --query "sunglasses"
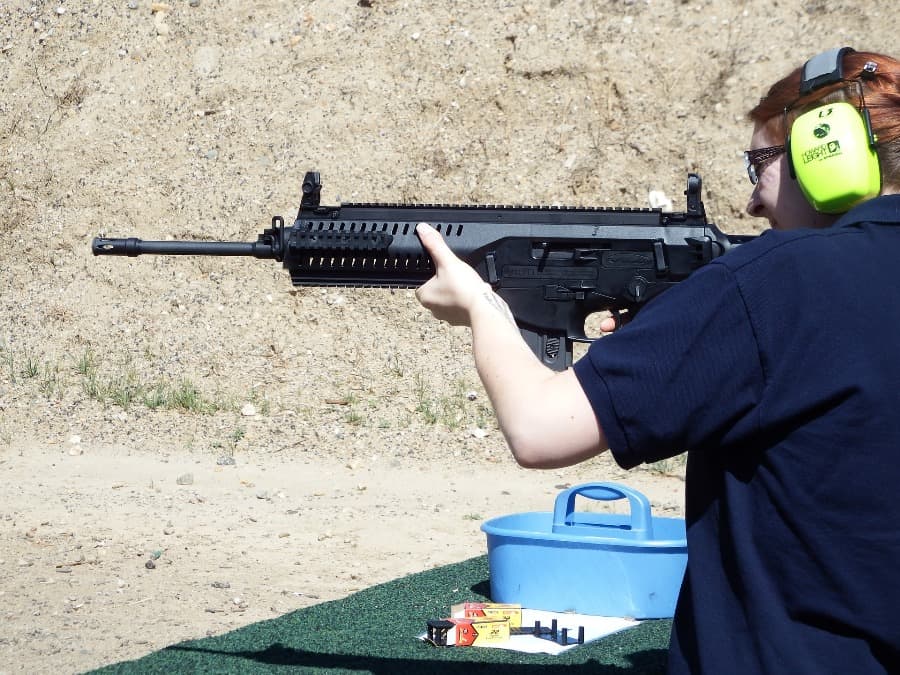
[743,144,786,185]
[743,78,873,186]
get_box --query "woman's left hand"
[414,222,491,326]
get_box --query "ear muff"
[787,100,881,213]
[786,46,882,214]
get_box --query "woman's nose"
[746,189,765,218]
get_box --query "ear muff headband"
[787,47,882,213]
[800,47,854,94]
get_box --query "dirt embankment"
[1,1,895,672]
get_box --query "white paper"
[420,608,640,656]
[482,608,640,655]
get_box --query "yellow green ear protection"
[786,47,881,213]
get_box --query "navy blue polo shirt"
[574,195,900,674]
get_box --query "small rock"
[211,581,230,589]
[145,559,156,569]
[241,403,257,417]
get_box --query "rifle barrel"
[92,237,275,258]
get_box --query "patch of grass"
[413,373,495,431]
[647,455,687,478]
[167,380,211,413]
[22,353,40,379]
[143,384,169,410]
[1,347,14,383]
[5,344,244,415]
[107,372,142,408]
[413,373,439,425]
[248,388,271,415]
[39,363,62,399]
[75,349,97,377]
[213,427,245,458]
[73,359,223,414]
[386,354,405,377]
[324,391,369,427]
[345,409,365,426]
[339,392,359,406]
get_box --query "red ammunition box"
[426,616,510,647]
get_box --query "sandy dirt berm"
[1,1,896,673]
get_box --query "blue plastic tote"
[481,482,687,618]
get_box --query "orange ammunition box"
[426,616,510,647]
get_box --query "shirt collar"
[833,194,900,228]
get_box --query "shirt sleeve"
[573,261,764,469]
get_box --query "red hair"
[749,50,900,188]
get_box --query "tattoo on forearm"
[483,291,517,326]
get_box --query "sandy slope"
[1,0,896,671]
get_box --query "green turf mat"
[91,555,670,674]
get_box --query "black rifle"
[92,171,754,371]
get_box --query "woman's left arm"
[415,223,608,468]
